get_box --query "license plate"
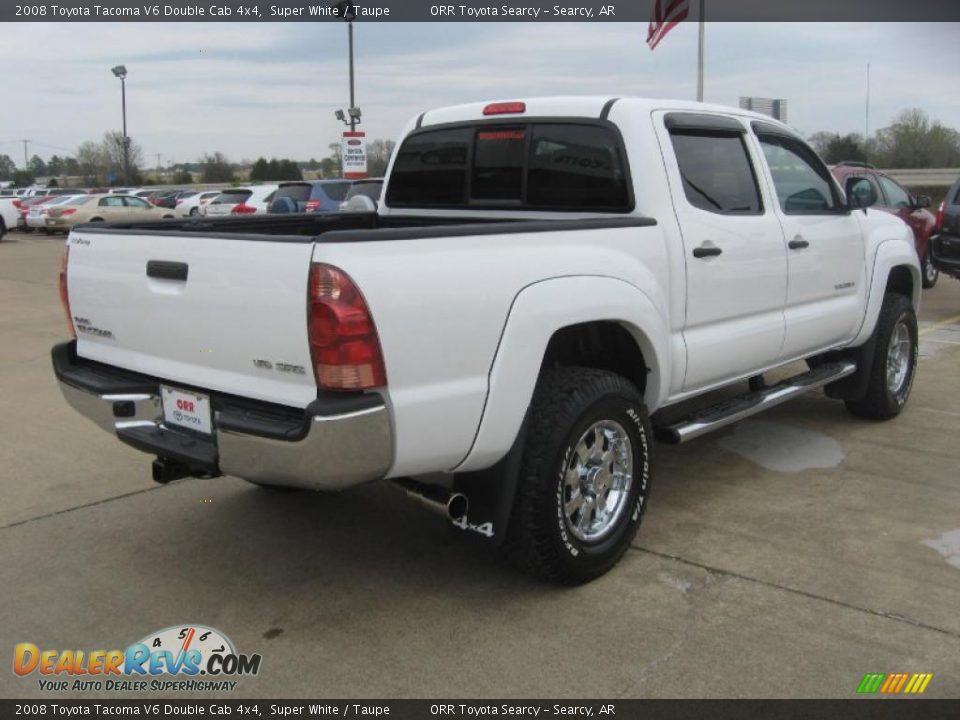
[161,386,213,435]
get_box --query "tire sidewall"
[880,300,918,411]
[547,390,651,571]
[923,248,939,288]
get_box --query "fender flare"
[454,275,669,473]
[849,238,921,348]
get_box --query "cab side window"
[100,197,124,207]
[668,130,763,215]
[123,197,150,208]
[877,175,912,209]
[757,134,840,214]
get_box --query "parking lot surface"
[1,230,958,698]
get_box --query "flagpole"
[696,0,704,101]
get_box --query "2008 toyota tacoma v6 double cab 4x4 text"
[53,97,921,584]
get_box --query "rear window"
[345,181,384,202]
[321,182,352,202]
[386,122,630,211]
[212,190,252,204]
[275,184,311,202]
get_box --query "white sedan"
[203,185,278,217]
[176,191,222,217]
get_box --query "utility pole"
[155,153,163,182]
[111,65,130,184]
[864,63,871,161]
[21,139,30,170]
[348,21,356,131]
[696,0,705,102]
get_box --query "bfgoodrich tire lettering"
[505,367,652,585]
[845,292,918,420]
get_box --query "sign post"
[341,131,367,179]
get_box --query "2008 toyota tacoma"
[53,97,921,584]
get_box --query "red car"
[831,162,938,288]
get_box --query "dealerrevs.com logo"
[13,625,262,692]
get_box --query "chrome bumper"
[57,379,393,490]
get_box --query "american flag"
[647,0,690,50]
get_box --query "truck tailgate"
[66,231,317,408]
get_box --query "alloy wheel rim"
[562,419,634,543]
[886,320,912,395]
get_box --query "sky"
[0,21,958,167]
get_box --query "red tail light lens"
[176,199,183,205]
[935,200,945,231]
[231,203,257,215]
[61,209,77,216]
[308,263,386,391]
[12,200,21,209]
[483,101,526,115]
[59,245,76,338]
[305,199,322,212]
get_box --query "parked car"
[54,96,920,584]
[26,194,84,233]
[830,162,938,288]
[0,196,21,239]
[930,175,960,281]
[339,178,384,210]
[204,186,278,216]
[268,180,352,213]
[46,193,176,232]
[16,196,58,232]
[176,191,221,217]
[145,190,186,209]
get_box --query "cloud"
[0,21,956,164]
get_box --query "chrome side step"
[655,361,857,444]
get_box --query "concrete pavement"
[1,231,958,699]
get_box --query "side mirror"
[846,177,877,210]
[914,195,931,209]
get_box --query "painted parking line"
[918,314,960,337]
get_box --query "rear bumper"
[52,341,393,490]
[931,232,960,279]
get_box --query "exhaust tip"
[447,494,469,521]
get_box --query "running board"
[655,361,857,444]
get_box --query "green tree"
[278,159,303,180]
[63,157,80,176]
[12,170,34,186]
[0,153,15,180]
[28,155,47,177]
[366,139,395,177]
[871,108,960,168]
[172,169,193,184]
[47,177,59,188]
[76,141,108,185]
[47,155,64,176]
[200,152,234,183]
[102,131,144,184]
[249,157,269,182]
[824,134,867,164]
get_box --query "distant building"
[739,97,788,122]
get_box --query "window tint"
[472,128,525,201]
[527,125,629,209]
[320,182,352,202]
[385,123,630,211]
[668,131,762,214]
[275,184,311,202]
[100,197,124,207]
[387,128,471,206]
[758,135,838,214]
[123,197,150,208]
[878,175,911,209]
[212,190,252,204]
[345,181,384,201]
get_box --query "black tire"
[22,226,34,234]
[921,247,939,289]
[0,218,6,241]
[89,217,104,223]
[504,367,652,585]
[189,207,199,217]
[845,293,918,420]
[243,480,305,493]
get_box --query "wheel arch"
[454,275,668,473]
[849,239,921,348]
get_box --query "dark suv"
[268,180,353,214]
[831,162,938,288]
[931,175,960,281]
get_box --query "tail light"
[308,263,386,391]
[231,203,257,215]
[12,200,21,209]
[176,199,183,206]
[60,209,77,216]
[305,199,322,212]
[935,200,945,231]
[59,245,76,338]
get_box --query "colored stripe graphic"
[857,672,933,694]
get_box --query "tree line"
[808,108,960,167]
[1,137,397,187]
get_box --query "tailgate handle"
[146,260,188,281]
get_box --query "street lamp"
[110,64,130,185]
[333,1,360,131]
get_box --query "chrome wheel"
[924,254,938,285]
[562,419,634,543]
[886,320,912,395]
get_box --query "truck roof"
[416,95,796,135]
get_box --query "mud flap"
[450,415,529,547]
[822,333,878,401]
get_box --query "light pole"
[333,1,360,131]
[111,64,130,185]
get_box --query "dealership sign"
[342,131,368,179]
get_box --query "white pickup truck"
[53,97,920,584]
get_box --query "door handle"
[788,238,810,250]
[146,260,188,281]
[692,244,722,258]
